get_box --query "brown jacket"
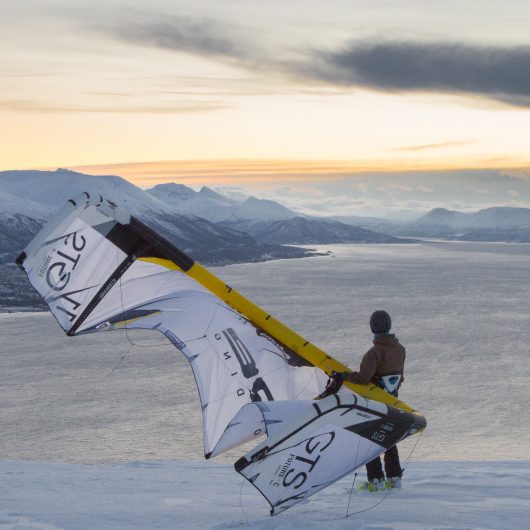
[348,334,406,387]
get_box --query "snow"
[149,185,297,222]
[2,460,529,529]
[0,170,299,225]
[0,189,52,219]
[0,169,176,217]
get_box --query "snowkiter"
[343,310,406,491]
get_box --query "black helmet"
[370,310,391,334]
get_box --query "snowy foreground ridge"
[2,460,529,529]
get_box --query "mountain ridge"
[146,182,298,222]
[221,217,414,244]
[0,169,314,267]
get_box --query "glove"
[330,370,344,382]
[314,371,344,399]
[341,371,356,383]
[326,371,344,390]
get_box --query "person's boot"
[359,478,383,492]
[383,477,402,489]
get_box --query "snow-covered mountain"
[0,189,54,219]
[168,186,241,222]
[235,197,297,221]
[221,217,413,244]
[409,207,469,229]
[335,207,530,241]
[0,189,51,263]
[414,207,530,229]
[4,170,528,268]
[0,168,174,215]
[0,214,45,264]
[393,207,530,239]
[332,214,405,235]
[453,227,530,242]
[0,169,310,266]
[146,183,298,222]
[148,182,197,203]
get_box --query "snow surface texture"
[2,460,529,529]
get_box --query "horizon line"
[7,157,530,187]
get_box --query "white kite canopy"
[235,394,424,515]
[17,192,426,512]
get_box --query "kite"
[17,193,426,514]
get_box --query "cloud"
[394,141,474,152]
[375,184,413,194]
[96,12,530,108]
[0,99,229,114]
[502,169,530,181]
[101,14,250,61]
[303,41,530,107]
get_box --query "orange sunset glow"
[66,157,530,189]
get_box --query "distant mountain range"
[2,170,529,260]
[0,169,310,267]
[220,217,412,244]
[335,207,530,242]
[1,168,530,309]
[149,182,297,222]
[0,169,411,267]
[2,168,530,267]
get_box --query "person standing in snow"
[343,310,406,491]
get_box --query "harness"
[374,373,402,396]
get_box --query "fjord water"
[1,240,529,463]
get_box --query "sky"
[2,0,530,216]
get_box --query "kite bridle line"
[331,424,425,521]
[343,428,425,520]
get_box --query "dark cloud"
[105,15,247,60]
[308,41,530,106]
[99,14,530,108]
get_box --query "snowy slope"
[336,207,530,240]
[414,206,530,229]
[221,217,413,244]
[147,183,298,222]
[0,168,175,216]
[0,189,53,219]
[397,206,530,239]
[176,186,241,222]
[2,460,529,529]
[149,182,197,203]
[235,196,298,221]
[0,170,311,266]
[0,189,50,262]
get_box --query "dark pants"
[366,445,402,482]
